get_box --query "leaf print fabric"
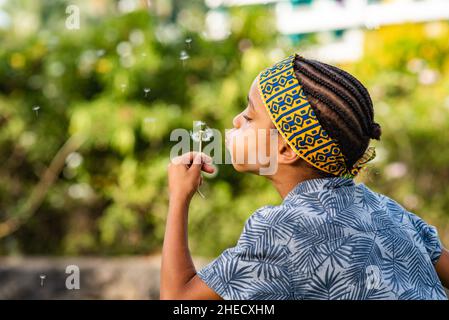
[196,177,448,300]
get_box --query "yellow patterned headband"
[257,54,375,178]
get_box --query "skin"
[160,75,449,300]
[436,248,449,289]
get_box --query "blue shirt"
[196,177,447,300]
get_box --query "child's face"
[226,75,279,174]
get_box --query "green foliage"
[0,2,448,257]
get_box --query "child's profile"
[160,53,449,300]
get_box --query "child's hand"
[168,152,215,202]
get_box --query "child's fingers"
[191,152,212,165]
[190,152,213,169]
[201,163,215,174]
[190,153,204,172]
[172,152,212,166]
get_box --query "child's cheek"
[226,128,240,160]
[226,128,250,163]
[225,128,237,152]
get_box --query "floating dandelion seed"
[185,38,192,49]
[179,50,189,67]
[39,274,46,287]
[32,105,40,117]
[96,49,105,57]
[144,117,155,123]
[190,121,214,199]
[144,87,151,97]
[120,84,127,92]
[180,50,189,60]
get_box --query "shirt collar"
[283,177,355,203]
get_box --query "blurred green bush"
[0,1,447,257]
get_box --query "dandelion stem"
[196,130,205,198]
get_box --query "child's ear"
[277,136,299,165]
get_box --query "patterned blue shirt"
[197,177,447,300]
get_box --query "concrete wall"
[0,256,209,299]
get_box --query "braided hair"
[292,55,381,176]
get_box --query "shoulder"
[363,189,443,263]
[238,204,300,249]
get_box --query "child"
[160,54,449,300]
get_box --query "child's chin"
[231,162,246,172]
[231,163,259,174]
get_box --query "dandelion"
[190,121,213,198]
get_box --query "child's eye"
[242,114,252,122]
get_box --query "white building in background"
[204,0,449,62]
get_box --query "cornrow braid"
[296,73,364,141]
[305,58,375,122]
[316,60,375,120]
[297,64,367,135]
[292,55,382,171]
[299,61,371,133]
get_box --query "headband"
[257,54,376,178]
